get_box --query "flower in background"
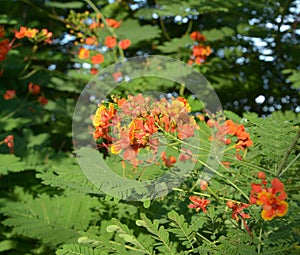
[227,200,252,236]
[3,89,16,100]
[28,82,41,95]
[118,39,131,50]
[78,48,90,59]
[4,135,14,154]
[105,36,117,48]
[0,26,5,38]
[188,196,210,213]
[91,53,104,64]
[190,31,206,42]
[38,96,48,105]
[161,151,177,168]
[250,173,288,221]
[105,18,121,28]
[0,39,12,61]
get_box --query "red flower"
[78,48,90,59]
[118,39,131,50]
[0,26,5,38]
[200,180,208,191]
[112,71,122,82]
[90,67,98,75]
[0,39,12,61]
[105,36,117,48]
[227,201,250,222]
[188,196,210,213]
[4,135,14,154]
[250,176,288,221]
[161,151,176,168]
[227,201,252,236]
[85,36,98,46]
[38,96,48,105]
[105,18,121,28]
[28,82,41,95]
[91,54,104,64]
[3,89,15,100]
[15,26,27,39]
[190,31,206,42]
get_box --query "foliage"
[0,0,299,255]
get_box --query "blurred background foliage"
[0,0,299,254]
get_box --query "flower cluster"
[203,118,253,160]
[0,26,15,62]
[3,82,48,105]
[66,11,131,75]
[91,94,198,167]
[2,135,14,154]
[188,196,210,213]
[188,31,211,65]
[15,26,52,44]
[250,172,288,221]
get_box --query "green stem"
[159,16,171,40]
[257,226,263,254]
[276,129,300,176]
[84,0,125,61]
[279,153,300,178]
[18,44,38,79]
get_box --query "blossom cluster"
[188,31,211,65]
[203,118,253,161]
[0,26,15,62]
[91,94,198,167]
[66,11,131,75]
[3,82,48,105]
[250,172,288,221]
[188,171,288,234]
[15,26,52,44]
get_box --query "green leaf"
[0,154,25,175]
[1,191,98,246]
[167,210,195,249]
[117,20,160,45]
[202,27,235,41]
[157,35,193,53]
[45,1,83,9]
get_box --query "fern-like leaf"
[56,244,98,255]
[1,190,98,246]
[167,210,195,249]
[106,218,153,254]
[136,213,178,254]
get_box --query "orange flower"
[257,191,288,220]
[105,18,121,28]
[227,201,250,222]
[3,89,15,100]
[90,67,98,75]
[161,151,177,167]
[0,26,5,38]
[91,53,104,64]
[250,176,288,221]
[78,48,90,59]
[105,36,117,48]
[190,31,206,42]
[188,196,210,213]
[38,96,48,105]
[85,36,98,45]
[227,201,252,236]
[15,26,27,39]
[25,28,39,38]
[28,82,41,95]
[118,39,131,50]
[4,135,14,154]
[0,39,12,61]
[200,180,208,191]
